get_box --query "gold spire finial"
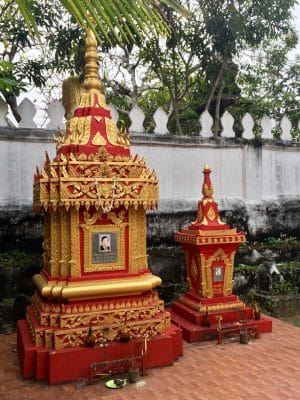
[83,28,103,92]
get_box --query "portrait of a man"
[99,235,111,252]
[92,231,118,264]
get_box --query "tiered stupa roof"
[33,30,158,212]
[176,165,245,245]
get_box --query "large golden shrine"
[18,30,181,383]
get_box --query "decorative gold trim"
[49,212,60,277]
[205,262,213,298]
[204,248,234,297]
[33,273,162,300]
[176,232,245,246]
[92,131,106,146]
[60,210,70,277]
[223,251,235,296]
[31,291,160,314]
[105,117,120,147]
[42,212,50,273]
[70,207,80,277]
[34,153,159,211]
[179,296,244,313]
[129,207,148,273]
[207,206,216,221]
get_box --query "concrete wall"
[1,127,300,243]
[1,128,300,206]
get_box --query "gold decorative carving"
[33,152,158,211]
[70,207,80,277]
[204,248,234,298]
[223,251,235,296]
[198,254,206,297]
[202,183,213,198]
[26,292,168,350]
[105,118,119,146]
[129,207,148,273]
[176,232,245,246]
[49,212,60,277]
[179,296,244,313]
[204,261,213,298]
[207,206,216,221]
[45,330,54,349]
[60,210,70,277]
[190,258,197,281]
[92,131,106,146]
[53,316,168,350]
[107,210,128,227]
[42,212,51,273]
[55,116,92,147]
[83,210,102,225]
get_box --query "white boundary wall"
[1,128,300,209]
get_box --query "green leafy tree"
[121,0,298,135]
[197,0,297,134]
[0,0,82,120]
[140,8,210,134]
[237,29,300,134]
[0,0,188,121]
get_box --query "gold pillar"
[129,207,148,273]
[42,212,51,273]
[49,211,60,277]
[70,207,80,277]
[59,210,70,277]
[223,251,235,296]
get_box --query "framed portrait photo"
[81,224,125,272]
[213,265,223,282]
[92,232,118,263]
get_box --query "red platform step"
[17,319,182,384]
[171,302,272,343]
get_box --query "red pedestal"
[17,319,182,384]
[171,295,272,343]
[171,165,272,343]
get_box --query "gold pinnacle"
[83,28,103,93]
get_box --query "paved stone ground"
[0,317,300,400]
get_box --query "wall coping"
[1,127,300,148]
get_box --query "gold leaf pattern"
[92,131,107,146]
[207,206,216,221]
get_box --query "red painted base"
[171,299,272,343]
[17,320,182,384]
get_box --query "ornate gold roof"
[34,29,158,211]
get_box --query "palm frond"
[13,0,191,45]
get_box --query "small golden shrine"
[171,165,272,342]
[17,30,181,384]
